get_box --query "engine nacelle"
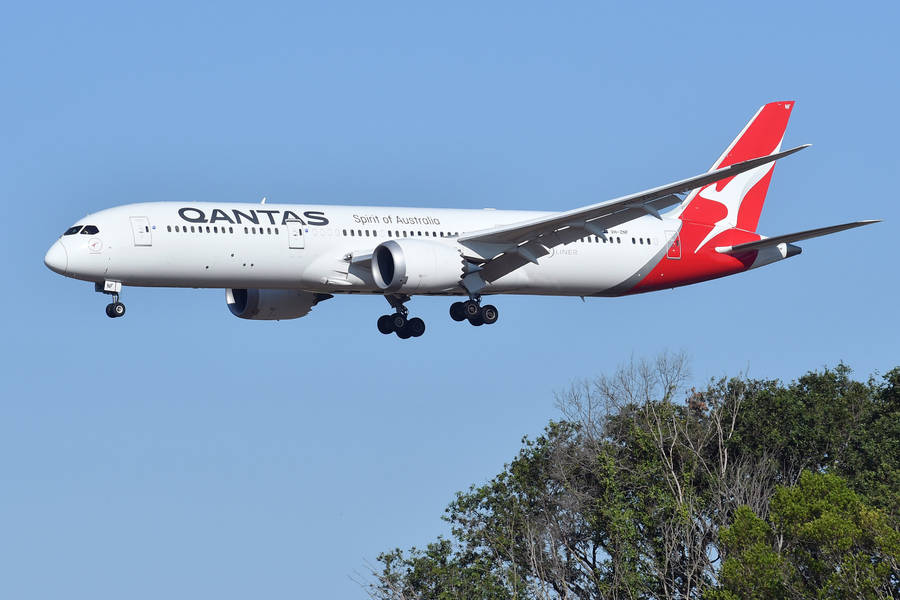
[226,288,328,320]
[371,239,464,293]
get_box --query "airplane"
[44,101,878,338]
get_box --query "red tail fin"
[676,101,795,243]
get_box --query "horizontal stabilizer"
[715,220,881,254]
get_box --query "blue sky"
[2,2,898,598]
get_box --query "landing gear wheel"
[377,314,394,334]
[463,300,481,319]
[396,324,412,339]
[391,313,407,331]
[468,313,485,326]
[407,317,426,337]
[106,302,125,318]
[480,304,498,325]
[449,302,467,322]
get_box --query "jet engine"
[371,239,464,293]
[226,288,331,320]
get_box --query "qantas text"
[178,207,329,226]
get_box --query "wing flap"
[715,220,880,255]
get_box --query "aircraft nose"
[44,240,68,275]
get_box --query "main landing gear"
[377,294,426,339]
[449,297,499,327]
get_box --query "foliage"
[366,359,900,600]
[712,471,899,599]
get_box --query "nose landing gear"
[377,294,426,339]
[96,281,125,319]
[105,299,126,318]
[449,297,499,327]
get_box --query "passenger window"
[229,227,234,233]
[357,230,362,237]
[244,227,249,234]
[63,225,82,235]
[274,228,278,235]
[174,225,179,232]
[167,225,172,232]
[267,227,272,234]
[205,226,210,233]
[81,225,99,235]
[252,227,256,234]
[365,230,370,237]
[343,229,347,236]
[190,226,195,232]
[213,226,218,233]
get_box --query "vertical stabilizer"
[674,101,795,250]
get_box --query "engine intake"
[226,288,331,320]
[371,239,464,293]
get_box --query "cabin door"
[286,219,305,249]
[665,230,681,259]
[130,216,152,246]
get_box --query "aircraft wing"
[715,220,880,255]
[458,144,809,284]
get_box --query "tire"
[408,317,426,337]
[468,313,484,326]
[463,300,480,318]
[112,302,126,318]
[481,304,498,325]
[449,302,467,322]
[391,313,407,330]
[377,314,394,334]
[396,324,412,339]
[105,303,116,318]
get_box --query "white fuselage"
[47,201,677,297]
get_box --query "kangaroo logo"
[693,161,774,251]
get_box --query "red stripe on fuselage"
[627,222,761,294]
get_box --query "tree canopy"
[366,358,900,599]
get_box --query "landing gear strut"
[377,294,425,339]
[450,297,499,327]
[96,281,126,319]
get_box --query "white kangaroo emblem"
[694,161,774,251]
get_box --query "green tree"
[366,360,900,600]
[712,471,900,599]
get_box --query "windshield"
[63,226,82,235]
[80,225,99,235]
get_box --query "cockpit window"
[63,226,82,235]
[80,225,100,235]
